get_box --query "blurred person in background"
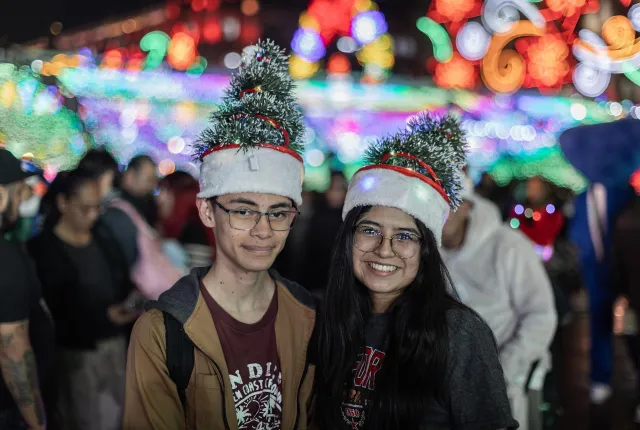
[77,148,120,201]
[441,172,557,430]
[29,168,139,430]
[612,183,640,422]
[301,171,347,297]
[101,154,183,300]
[156,171,216,268]
[0,148,53,430]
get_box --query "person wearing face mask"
[28,168,141,430]
[314,114,517,430]
[440,172,557,430]
[0,148,54,430]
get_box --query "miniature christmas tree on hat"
[195,40,306,205]
[343,112,468,245]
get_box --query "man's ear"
[197,198,216,229]
[0,185,8,214]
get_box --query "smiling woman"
[314,113,518,430]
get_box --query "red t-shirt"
[200,282,282,430]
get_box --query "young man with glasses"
[124,40,317,430]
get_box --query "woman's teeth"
[368,262,398,272]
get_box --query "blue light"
[361,176,376,191]
[351,11,388,45]
[546,204,556,214]
[291,28,326,63]
[514,204,524,215]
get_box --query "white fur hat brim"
[343,166,450,246]
[198,145,304,206]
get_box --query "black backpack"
[163,312,194,414]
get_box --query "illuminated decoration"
[573,10,640,97]
[291,0,395,82]
[422,0,602,94]
[523,34,571,89]
[489,149,588,192]
[0,65,92,171]
[48,67,627,192]
[167,33,197,71]
[481,21,545,93]
[327,53,352,74]
[417,17,453,63]
[631,167,640,194]
[434,53,477,89]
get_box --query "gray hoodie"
[442,195,557,388]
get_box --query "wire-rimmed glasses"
[353,225,422,259]
[211,199,299,231]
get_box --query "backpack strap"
[163,311,195,415]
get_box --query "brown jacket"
[124,267,317,429]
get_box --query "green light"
[510,218,520,229]
[140,31,171,70]
[624,69,640,87]
[416,17,453,63]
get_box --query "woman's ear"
[197,198,216,229]
[56,193,68,215]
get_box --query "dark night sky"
[1,0,163,44]
[1,0,419,46]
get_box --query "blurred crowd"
[1,147,640,429]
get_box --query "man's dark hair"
[78,149,119,177]
[127,155,155,173]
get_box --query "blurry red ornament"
[165,2,181,19]
[203,18,222,43]
[327,53,351,74]
[239,21,261,44]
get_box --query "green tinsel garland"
[195,39,305,159]
[364,113,468,209]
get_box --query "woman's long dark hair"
[315,205,465,429]
[39,168,97,231]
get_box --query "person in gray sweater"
[441,174,557,430]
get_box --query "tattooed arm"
[0,320,45,430]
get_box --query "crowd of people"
[0,39,637,430]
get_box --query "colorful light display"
[290,0,394,82]
[418,0,640,97]
[0,65,92,170]
[40,67,632,191]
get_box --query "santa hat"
[194,40,305,206]
[343,113,467,246]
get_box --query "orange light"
[546,0,586,16]
[434,52,476,89]
[327,53,351,74]
[241,0,260,16]
[532,211,542,221]
[435,0,475,22]
[158,159,176,176]
[631,168,640,194]
[122,19,137,34]
[50,22,63,36]
[527,34,570,87]
[167,33,197,71]
[101,49,124,69]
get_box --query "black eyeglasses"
[211,199,299,231]
[353,225,422,259]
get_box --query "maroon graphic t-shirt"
[200,282,282,430]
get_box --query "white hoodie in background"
[442,194,557,388]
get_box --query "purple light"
[514,204,524,215]
[351,11,388,45]
[291,28,326,63]
[546,204,556,214]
